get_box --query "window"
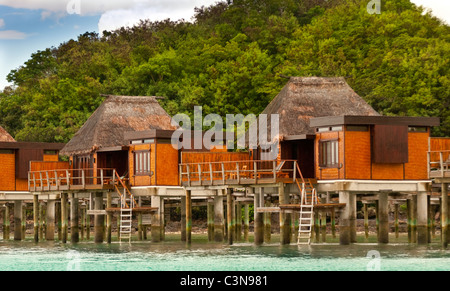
[408,126,427,133]
[134,151,151,175]
[319,139,339,168]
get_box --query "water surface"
[0,234,448,271]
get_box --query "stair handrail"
[114,169,137,209]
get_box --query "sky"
[0,0,449,90]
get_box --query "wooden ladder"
[294,163,318,245]
[113,171,136,243]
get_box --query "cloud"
[0,0,138,15]
[0,19,4,28]
[98,0,218,32]
[0,30,28,40]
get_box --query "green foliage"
[0,0,449,142]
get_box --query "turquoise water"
[0,235,448,271]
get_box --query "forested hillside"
[0,0,449,142]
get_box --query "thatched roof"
[61,95,177,156]
[0,126,15,142]
[257,77,380,141]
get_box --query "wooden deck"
[428,150,450,179]
[179,159,299,187]
[28,168,119,192]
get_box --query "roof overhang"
[310,115,440,128]
[0,142,65,150]
[283,134,316,141]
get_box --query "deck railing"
[179,159,299,186]
[428,150,450,179]
[28,168,119,192]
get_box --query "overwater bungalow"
[9,77,450,247]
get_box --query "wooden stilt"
[70,194,79,243]
[244,204,249,242]
[106,192,112,243]
[61,193,68,243]
[207,199,214,242]
[14,200,23,241]
[227,189,234,245]
[254,188,264,245]
[33,195,39,243]
[46,200,55,241]
[236,202,242,242]
[94,193,104,243]
[263,199,271,244]
[214,193,224,242]
[441,183,448,248]
[417,192,428,245]
[3,204,9,240]
[181,196,186,241]
[186,190,192,244]
[364,203,369,239]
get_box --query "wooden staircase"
[294,164,318,245]
[113,172,136,243]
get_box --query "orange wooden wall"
[0,153,16,191]
[429,137,450,163]
[316,127,431,180]
[156,144,179,186]
[344,130,371,180]
[129,142,179,186]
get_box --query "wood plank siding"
[310,116,438,181]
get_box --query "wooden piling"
[214,194,224,242]
[378,192,389,244]
[321,210,327,243]
[339,191,351,245]
[227,190,234,245]
[33,195,39,243]
[181,196,186,241]
[151,196,162,242]
[106,192,112,244]
[411,195,417,243]
[394,203,399,239]
[186,190,192,244]
[39,202,45,240]
[244,204,249,242]
[14,200,23,241]
[363,203,369,239]
[86,205,90,240]
[263,199,271,244]
[80,207,85,240]
[254,188,264,245]
[417,192,428,245]
[21,204,26,240]
[56,202,61,240]
[3,204,9,240]
[442,183,448,248]
[46,200,55,240]
[70,194,79,243]
[61,193,68,243]
[279,183,290,245]
[207,199,214,242]
[236,202,242,242]
[94,193,104,243]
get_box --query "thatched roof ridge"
[61,95,177,156]
[0,126,15,142]
[260,76,380,140]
